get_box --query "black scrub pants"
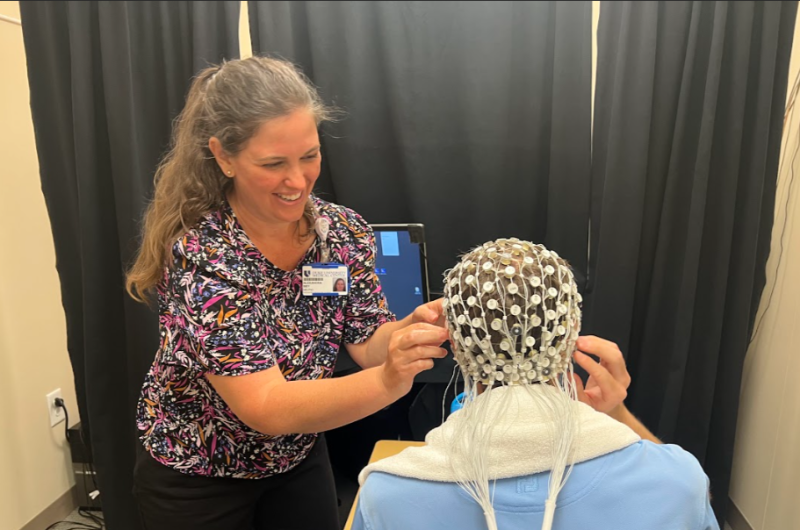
[133,436,340,530]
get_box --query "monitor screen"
[373,226,428,320]
[334,223,431,376]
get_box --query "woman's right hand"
[379,323,449,399]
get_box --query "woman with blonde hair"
[128,56,447,530]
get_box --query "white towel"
[359,385,641,485]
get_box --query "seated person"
[352,239,718,530]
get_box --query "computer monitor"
[333,224,430,375]
[371,224,430,320]
[371,225,457,383]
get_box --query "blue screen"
[379,231,400,256]
[374,230,425,319]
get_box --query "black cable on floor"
[49,400,105,529]
[44,520,100,530]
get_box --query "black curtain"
[586,1,796,521]
[249,0,593,292]
[20,2,239,528]
[24,0,789,526]
[248,0,593,503]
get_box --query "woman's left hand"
[411,298,446,327]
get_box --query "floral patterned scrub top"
[137,197,395,478]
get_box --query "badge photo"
[302,263,349,296]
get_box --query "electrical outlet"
[46,388,65,427]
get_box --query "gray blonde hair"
[127,56,336,301]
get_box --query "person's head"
[334,278,346,292]
[127,56,337,301]
[443,238,582,387]
[441,238,583,530]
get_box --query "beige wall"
[591,1,600,126]
[239,0,252,59]
[728,9,800,530]
[0,1,80,529]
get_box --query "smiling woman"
[209,109,321,229]
[125,56,450,530]
[126,58,334,297]
[208,108,323,270]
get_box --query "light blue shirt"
[352,441,719,530]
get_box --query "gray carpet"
[51,507,732,530]
[48,508,104,528]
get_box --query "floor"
[51,507,104,529]
[56,505,735,530]
[57,490,357,530]
[51,467,357,529]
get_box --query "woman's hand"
[411,298,446,327]
[571,335,631,414]
[346,299,446,370]
[379,323,449,399]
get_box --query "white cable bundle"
[442,239,583,530]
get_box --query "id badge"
[302,263,349,296]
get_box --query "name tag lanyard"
[313,205,331,263]
[302,205,349,296]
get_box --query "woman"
[333,277,347,292]
[353,240,718,530]
[127,56,448,530]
